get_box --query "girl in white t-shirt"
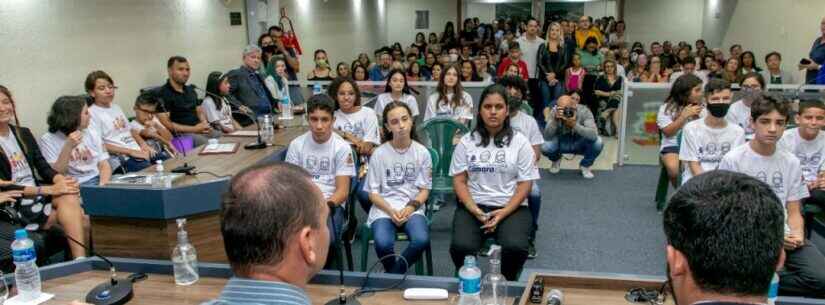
[0,89,87,259]
[657,74,705,187]
[424,64,474,123]
[40,96,111,186]
[365,101,432,274]
[374,70,420,122]
[448,84,539,281]
[202,72,241,134]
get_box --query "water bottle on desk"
[457,256,481,305]
[172,218,199,286]
[12,229,41,301]
[153,160,165,188]
[263,114,275,145]
[280,95,293,121]
[481,245,506,305]
[768,272,779,305]
[312,83,323,96]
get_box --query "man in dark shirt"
[268,26,301,81]
[156,56,212,147]
[663,170,786,305]
[226,45,277,126]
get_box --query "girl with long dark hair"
[375,69,419,121]
[657,74,705,187]
[202,72,242,134]
[448,84,539,281]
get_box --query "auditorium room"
[0,0,824,304]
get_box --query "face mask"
[449,54,459,62]
[707,102,731,118]
[262,45,276,54]
[630,52,639,63]
[741,87,761,102]
[317,59,328,68]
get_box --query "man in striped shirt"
[204,162,330,305]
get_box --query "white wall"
[720,0,825,82]
[385,0,458,49]
[624,0,704,46]
[584,0,616,20]
[466,2,496,25]
[0,0,247,135]
[700,0,737,49]
[279,0,387,79]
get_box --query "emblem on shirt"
[71,145,94,163]
[494,150,506,164]
[405,162,416,179]
[306,155,319,171]
[113,116,128,130]
[319,157,331,172]
[480,151,491,163]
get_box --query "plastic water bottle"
[312,83,323,96]
[458,256,482,305]
[261,114,275,145]
[172,218,199,285]
[481,245,506,305]
[767,273,779,305]
[12,229,41,301]
[153,160,165,188]
[280,95,293,120]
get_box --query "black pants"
[449,204,532,281]
[527,78,544,127]
[779,242,825,297]
[803,189,825,236]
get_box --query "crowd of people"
[1,14,825,304]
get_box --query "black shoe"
[528,240,538,259]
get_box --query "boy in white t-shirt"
[40,96,111,186]
[500,75,543,258]
[285,95,355,252]
[779,100,825,231]
[718,95,825,297]
[679,78,744,184]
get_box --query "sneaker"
[581,166,595,179]
[549,161,561,174]
[527,241,538,259]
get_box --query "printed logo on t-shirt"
[71,144,94,163]
[113,115,128,131]
[697,142,733,164]
[385,162,418,187]
[796,152,822,181]
[341,121,366,140]
[756,171,785,195]
[8,151,31,182]
[469,150,506,173]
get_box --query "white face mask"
[449,54,459,63]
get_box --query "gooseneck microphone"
[191,85,267,150]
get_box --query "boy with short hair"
[779,100,825,213]
[496,42,529,80]
[130,93,177,158]
[718,95,825,297]
[285,95,355,247]
[679,78,744,184]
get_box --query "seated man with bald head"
[203,162,329,305]
[541,94,603,179]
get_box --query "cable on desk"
[194,171,230,179]
[351,254,410,298]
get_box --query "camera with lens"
[563,107,576,118]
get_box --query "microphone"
[546,289,563,305]
[324,205,361,305]
[61,232,147,305]
[191,85,267,150]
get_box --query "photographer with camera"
[541,94,603,179]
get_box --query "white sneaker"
[549,161,561,174]
[581,166,594,179]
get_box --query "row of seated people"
[654,73,825,297]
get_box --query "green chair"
[418,118,470,203]
[340,149,360,271]
[654,131,682,211]
[357,148,438,275]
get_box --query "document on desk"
[200,143,239,155]
[224,130,259,137]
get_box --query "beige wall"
[385,0,458,50]
[0,0,248,135]
[623,0,705,47]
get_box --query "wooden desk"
[80,126,307,263]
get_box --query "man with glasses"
[574,15,603,49]
[130,93,177,159]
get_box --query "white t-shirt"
[424,91,474,122]
[364,141,432,225]
[334,107,381,145]
[129,117,163,133]
[374,93,420,120]
[516,36,545,78]
[285,132,356,201]
[510,112,544,146]
[202,96,234,130]
[449,132,540,207]
[725,100,753,140]
[718,143,809,235]
[0,132,35,187]
[779,128,825,184]
[678,119,745,184]
[38,130,109,184]
[89,104,141,151]
[656,104,707,151]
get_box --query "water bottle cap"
[463,255,476,266]
[14,229,27,240]
[156,160,163,165]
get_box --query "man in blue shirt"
[369,51,393,81]
[203,162,330,305]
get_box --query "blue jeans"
[527,181,540,241]
[80,176,101,186]
[371,214,430,274]
[355,178,371,213]
[540,135,604,168]
[119,151,171,173]
[539,80,564,128]
[327,205,345,245]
